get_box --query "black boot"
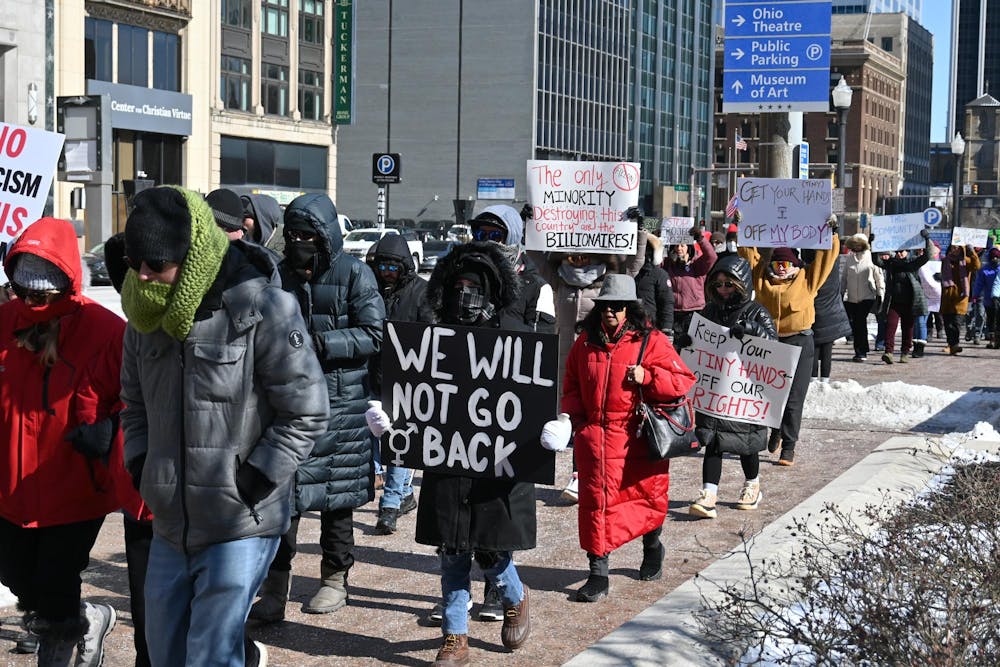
[576,553,609,602]
[912,341,925,358]
[639,528,664,581]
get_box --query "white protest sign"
[526,160,641,254]
[950,226,989,248]
[679,313,801,429]
[0,122,65,244]
[659,217,694,245]
[870,213,926,251]
[735,178,833,249]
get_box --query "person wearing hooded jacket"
[870,231,932,364]
[679,255,777,520]
[266,192,385,619]
[940,244,980,354]
[240,193,282,247]
[0,217,123,664]
[634,233,675,334]
[802,247,851,380]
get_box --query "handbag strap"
[635,331,651,408]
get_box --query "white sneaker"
[248,640,269,667]
[560,475,579,503]
[76,602,116,667]
[735,481,762,510]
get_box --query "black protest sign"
[380,320,559,484]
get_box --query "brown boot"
[500,585,531,650]
[433,634,469,666]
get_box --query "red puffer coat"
[0,217,129,527]
[562,326,695,556]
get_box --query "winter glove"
[126,455,145,492]
[674,332,693,349]
[729,323,745,340]
[827,214,838,233]
[689,226,702,240]
[235,460,276,508]
[624,206,644,222]
[868,233,875,244]
[933,272,942,282]
[540,413,572,451]
[920,228,930,239]
[365,400,392,437]
[65,416,117,464]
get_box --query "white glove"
[365,400,392,437]
[540,413,572,451]
[535,284,555,319]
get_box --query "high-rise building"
[334,0,716,224]
[950,0,1000,138]
[832,0,922,21]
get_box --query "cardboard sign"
[526,160,641,255]
[735,177,833,249]
[0,122,65,244]
[679,313,801,429]
[659,217,695,245]
[380,321,559,484]
[870,213,926,252]
[928,230,951,253]
[950,226,990,248]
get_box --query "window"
[299,69,323,121]
[220,136,327,189]
[300,0,324,44]
[221,56,251,111]
[222,0,251,28]
[262,0,289,37]
[153,31,180,91]
[881,36,893,52]
[262,63,289,116]
[118,24,149,87]
[85,17,113,82]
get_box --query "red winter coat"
[0,218,129,527]
[562,326,695,556]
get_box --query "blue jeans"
[440,551,523,635]
[379,466,414,509]
[914,314,928,341]
[145,535,279,667]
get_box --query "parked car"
[419,240,456,272]
[343,227,423,266]
[83,243,111,287]
[446,224,472,243]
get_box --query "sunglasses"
[770,260,795,271]
[11,283,68,304]
[602,301,629,312]
[472,227,506,243]
[377,262,401,273]
[710,280,738,289]
[125,257,174,273]
[286,229,317,242]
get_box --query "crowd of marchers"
[0,187,987,667]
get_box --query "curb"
[564,435,1000,666]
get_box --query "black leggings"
[702,442,760,486]
[811,341,833,379]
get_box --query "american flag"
[725,193,739,219]
[735,131,747,151]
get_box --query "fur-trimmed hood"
[426,241,521,323]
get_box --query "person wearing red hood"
[0,217,122,664]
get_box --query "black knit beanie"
[125,187,192,265]
[206,188,246,232]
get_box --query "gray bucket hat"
[591,273,639,302]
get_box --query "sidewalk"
[0,334,996,665]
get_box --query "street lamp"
[951,132,966,227]
[832,76,853,194]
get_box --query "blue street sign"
[799,142,809,179]
[723,1,832,113]
[923,207,943,227]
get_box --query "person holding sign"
[870,230,932,364]
[561,274,696,602]
[739,217,839,466]
[679,256,777,519]
[842,234,885,362]
[972,247,1000,349]
[940,244,981,354]
[665,226,717,348]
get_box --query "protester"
[634,232,675,335]
[804,247,851,380]
[0,217,122,664]
[739,217,839,465]
[871,231,932,364]
[240,193,282,246]
[972,247,1000,349]
[917,242,944,347]
[119,186,329,666]
[939,244,980,355]
[267,193,385,618]
[965,248,986,344]
[665,226,717,345]
[367,241,536,664]
[205,188,249,241]
[561,274,696,602]
[682,256,776,519]
[842,233,884,362]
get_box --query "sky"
[926,1,954,143]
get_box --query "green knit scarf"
[121,187,231,341]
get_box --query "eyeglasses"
[377,262,401,273]
[770,260,794,271]
[286,229,317,242]
[472,227,506,243]
[710,280,738,289]
[125,257,173,273]
[602,302,629,312]
[11,283,68,305]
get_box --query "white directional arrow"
[731,14,745,27]
[731,80,744,94]
[730,48,745,60]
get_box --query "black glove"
[920,228,930,239]
[933,272,941,282]
[66,416,117,463]
[126,455,145,492]
[729,323,745,340]
[674,332,693,349]
[624,206,643,222]
[690,227,702,240]
[236,460,276,508]
[868,233,875,244]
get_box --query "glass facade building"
[951,0,1000,137]
[832,0,922,21]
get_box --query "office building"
[832,0,922,21]
[949,0,1000,139]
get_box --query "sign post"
[372,153,401,228]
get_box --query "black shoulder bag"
[634,331,700,460]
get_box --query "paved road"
[2,299,995,665]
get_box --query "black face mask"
[285,240,318,271]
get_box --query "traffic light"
[973,184,979,195]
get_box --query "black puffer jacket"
[499,253,556,333]
[694,255,777,456]
[635,240,675,333]
[280,193,386,513]
[416,242,536,552]
[807,252,851,345]
[872,240,931,317]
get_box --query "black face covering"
[285,240,318,271]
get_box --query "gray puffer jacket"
[121,242,329,553]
